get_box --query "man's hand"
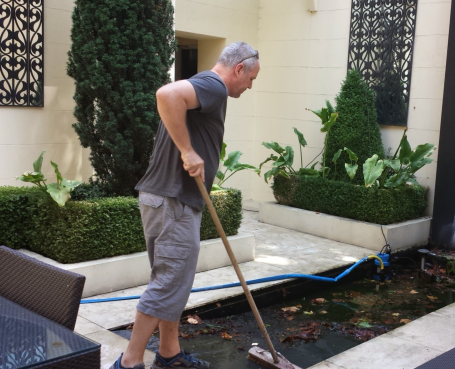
[182,150,205,182]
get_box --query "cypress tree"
[67,0,176,195]
[326,70,385,183]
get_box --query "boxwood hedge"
[0,187,242,263]
[272,176,427,225]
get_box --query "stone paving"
[74,203,455,369]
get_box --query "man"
[110,41,260,369]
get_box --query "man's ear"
[234,63,244,77]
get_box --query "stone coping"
[259,202,431,252]
[19,233,255,298]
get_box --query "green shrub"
[201,189,243,240]
[272,176,427,225]
[326,70,384,183]
[0,187,45,249]
[67,0,176,196]
[0,186,242,263]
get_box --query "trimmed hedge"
[0,187,242,263]
[273,176,427,225]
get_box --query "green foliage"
[272,176,427,225]
[0,187,45,250]
[201,189,243,240]
[16,151,81,206]
[327,70,385,183]
[70,181,113,201]
[213,143,259,191]
[0,186,242,262]
[67,0,177,196]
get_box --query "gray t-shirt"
[135,71,228,211]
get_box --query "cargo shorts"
[137,192,202,322]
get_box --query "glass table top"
[0,296,100,369]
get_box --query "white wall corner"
[307,0,318,13]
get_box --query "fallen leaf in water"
[221,332,232,340]
[286,316,294,320]
[187,315,203,325]
[410,290,419,294]
[180,333,192,339]
[392,313,400,317]
[400,317,413,324]
[303,311,314,315]
[319,310,328,314]
[282,306,300,312]
[314,298,325,304]
[427,296,438,300]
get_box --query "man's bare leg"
[157,320,181,358]
[121,311,161,367]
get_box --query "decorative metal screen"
[0,0,44,107]
[347,0,418,126]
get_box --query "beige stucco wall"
[1,0,450,217]
[0,0,92,187]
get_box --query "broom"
[195,176,302,369]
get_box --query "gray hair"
[217,42,259,72]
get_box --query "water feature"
[114,257,455,368]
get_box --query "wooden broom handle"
[195,176,279,363]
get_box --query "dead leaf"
[400,319,412,324]
[286,316,294,320]
[282,306,300,312]
[314,298,325,304]
[187,315,203,325]
[180,332,192,338]
[303,311,313,315]
[216,303,221,307]
[410,290,419,294]
[319,310,328,314]
[392,313,400,317]
[221,332,232,340]
[427,296,438,300]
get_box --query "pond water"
[114,259,455,368]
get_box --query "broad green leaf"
[262,141,285,154]
[325,100,335,115]
[321,112,338,133]
[332,149,342,164]
[259,154,278,170]
[293,127,307,147]
[363,155,385,188]
[320,108,329,124]
[284,146,294,167]
[278,169,290,178]
[224,151,242,170]
[216,170,224,181]
[398,135,412,165]
[311,161,319,169]
[33,151,45,172]
[62,178,82,189]
[384,172,407,188]
[220,142,227,162]
[383,159,401,172]
[345,163,358,180]
[344,147,358,162]
[298,168,319,178]
[410,157,433,173]
[50,161,63,183]
[310,108,322,119]
[264,169,273,183]
[47,183,72,207]
[211,184,223,192]
[409,143,436,163]
[16,171,46,183]
[406,177,419,186]
[232,163,260,174]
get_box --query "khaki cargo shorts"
[137,192,202,322]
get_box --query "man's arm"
[156,80,205,182]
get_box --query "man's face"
[229,61,260,98]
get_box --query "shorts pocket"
[153,243,191,287]
[139,192,164,208]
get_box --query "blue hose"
[80,255,378,304]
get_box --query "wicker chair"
[0,246,85,331]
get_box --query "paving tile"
[325,334,442,369]
[389,309,455,352]
[74,316,104,336]
[85,330,155,369]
